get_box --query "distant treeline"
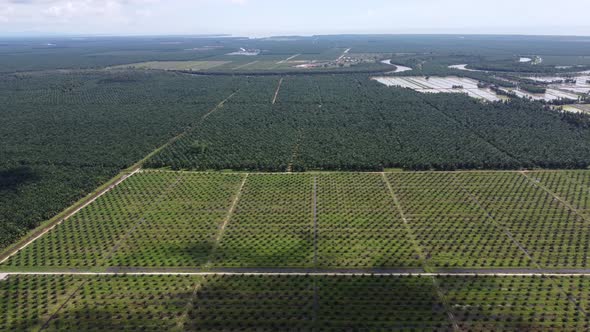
[177,64,391,76]
[146,74,590,172]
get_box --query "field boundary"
[5,271,590,276]
[0,90,240,265]
[521,171,590,224]
[431,276,460,332]
[204,173,249,266]
[381,174,429,269]
[213,174,249,244]
[422,99,522,164]
[174,278,205,331]
[451,174,539,268]
[277,53,301,64]
[39,279,90,330]
[336,48,351,61]
[453,173,589,317]
[142,168,589,176]
[0,168,141,265]
[201,91,238,122]
[312,176,318,267]
[232,60,258,70]
[272,77,284,104]
[101,175,185,265]
[133,89,240,168]
[382,172,464,328]
[287,129,304,173]
[179,67,392,76]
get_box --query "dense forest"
[2,33,590,251]
[0,71,240,249]
[146,74,590,171]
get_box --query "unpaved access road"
[0,168,141,265]
[4,270,590,277]
[272,77,284,104]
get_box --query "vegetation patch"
[4,170,590,270]
[2,274,590,330]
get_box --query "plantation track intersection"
[5,33,590,332]
[3,170,590,274]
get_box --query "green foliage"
[44,275,197,331]
[560,110,590,129]
[529,171,590,220]
[212,174,315,267]
[439,276,590,330]
[4,172,245,268]
[3,274,590,330]
[457,172,590,268]
[189,141,210,155]
[424,95,590,169]
[0,71,240,250]
[520,83,547,94]
[388,172,530,268]
[0,275,82,331]
[6,171,590,270]
[317,173,419,267]
[147,75,590,172]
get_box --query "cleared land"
[509,87,580,101]
[4,170,590,271]
[527,74,590,94]
[373,75,582,102]
[563,104,590,114]
[110,60,230,71]
[372,76,501,101]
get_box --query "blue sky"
[1,0,589,36]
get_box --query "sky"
[0,0,589,37]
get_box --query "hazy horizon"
[1,0,589,37]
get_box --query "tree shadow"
[184,274,316,331]
[211,234,314,269]
[438,276,572,332]
[313,275,454,331]
[13,274,580,331]
[0,166,40,192]
[107,241,215,269]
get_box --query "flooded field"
[372,76,500,101]
[526,75,590,94]
[508,88,580,101]
[373,76,580,102]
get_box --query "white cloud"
[0,0,588,37]
[0,5,15,22]
[0,0,162,28]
